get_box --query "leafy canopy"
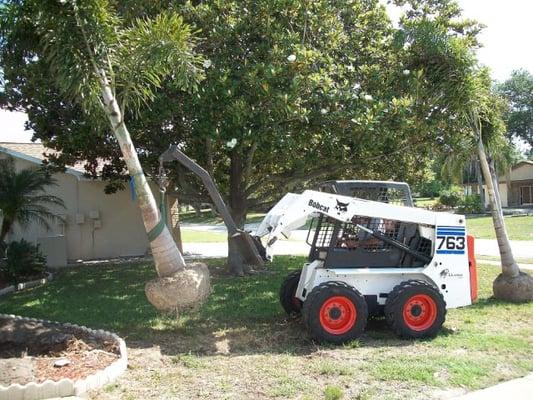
[0,0,487,218]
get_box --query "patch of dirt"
[0,317,119,386]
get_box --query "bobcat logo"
[335,200,349,212]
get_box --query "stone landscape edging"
[0,314,128,400]
[0,272,53,297]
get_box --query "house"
[464,160,533,208]
[0,142,180,266]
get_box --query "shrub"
[414,179,447,198]
[458,195,484,214]
[0,239,46,283]
[439,186,463,208]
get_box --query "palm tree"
[0,1,210,311]
[0,158,65,242]
[468,108,533,301]
[405,18,532,301]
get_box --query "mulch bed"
[0,317,119,386]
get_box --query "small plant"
[458,195,484,214]
[439,186,463,208]
[324,385,344,400]
[0,239,46,283]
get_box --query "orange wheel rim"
[319,296,357,335]
[402,294,437,331]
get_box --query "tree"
[468,73,533,301]
[0,157,65,242]
[0,0,210,311]
[393,1,532,301]
[2,0,485,275]
[497,69,533,149]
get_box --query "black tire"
[302,282,368,344]
[385,280,446,339]
[279,270,303,315]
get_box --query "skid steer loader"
[253,183,477,343]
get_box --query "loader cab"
[308,181,429,269]
[306,214,432,269]
[318,180,414,207]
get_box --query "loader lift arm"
[160,145,264,267]
[254,190,440,261]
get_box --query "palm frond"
[114,11,205,114]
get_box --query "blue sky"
[1,0,532,143]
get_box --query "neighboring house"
[464,160,533,208]
[0,142,180,266]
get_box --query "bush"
[458,195,484,214]
[439,187,463,208]
[414,179,447,198]
[0,239,46,283]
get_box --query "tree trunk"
[477,137,532,301]
[227,152,248,276]
[474,160,485,208]
[477,138,519,277]
[0,219,11,242]
[168,196,184,254]
[98,69,185,278]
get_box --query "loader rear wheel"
[385,280,446,339]
[303,282,368,344]
[279,270,303,315]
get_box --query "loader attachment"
[160,145,265,267]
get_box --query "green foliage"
[438,186,462,207]
[1,1,485,217]
[0,157,65,241]
[497,69,533,148]
[414,179,447,198]
[0,239,46,283]
[458,194,484,214]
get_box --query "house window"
[520,186,533,205]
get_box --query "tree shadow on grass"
[0,258,508,359]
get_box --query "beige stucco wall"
[510,163,533,181]
[1,154,174,263]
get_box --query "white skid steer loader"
[253,187,477,344]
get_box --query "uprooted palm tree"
[460,69,533,302]
[0,1,210,312]
[0,158,65,242]
[408,18,532,301]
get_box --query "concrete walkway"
[182,223,532,259]
[182,235,532,260]
[475,239,533,259]
[451,374,533,400]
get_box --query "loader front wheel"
[279,270,303,315]
[385,280,446,339]
[303,282,368,344]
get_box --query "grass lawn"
[466,215,533,241]
[180,210,266,225]
[414,197,439,208]
[1,259,531,400]
[180,229,227,243]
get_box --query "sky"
[1,0,532,144]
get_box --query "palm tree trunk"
[474,160,485,207]
[98,69,185,278]
[477,137,519,278]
